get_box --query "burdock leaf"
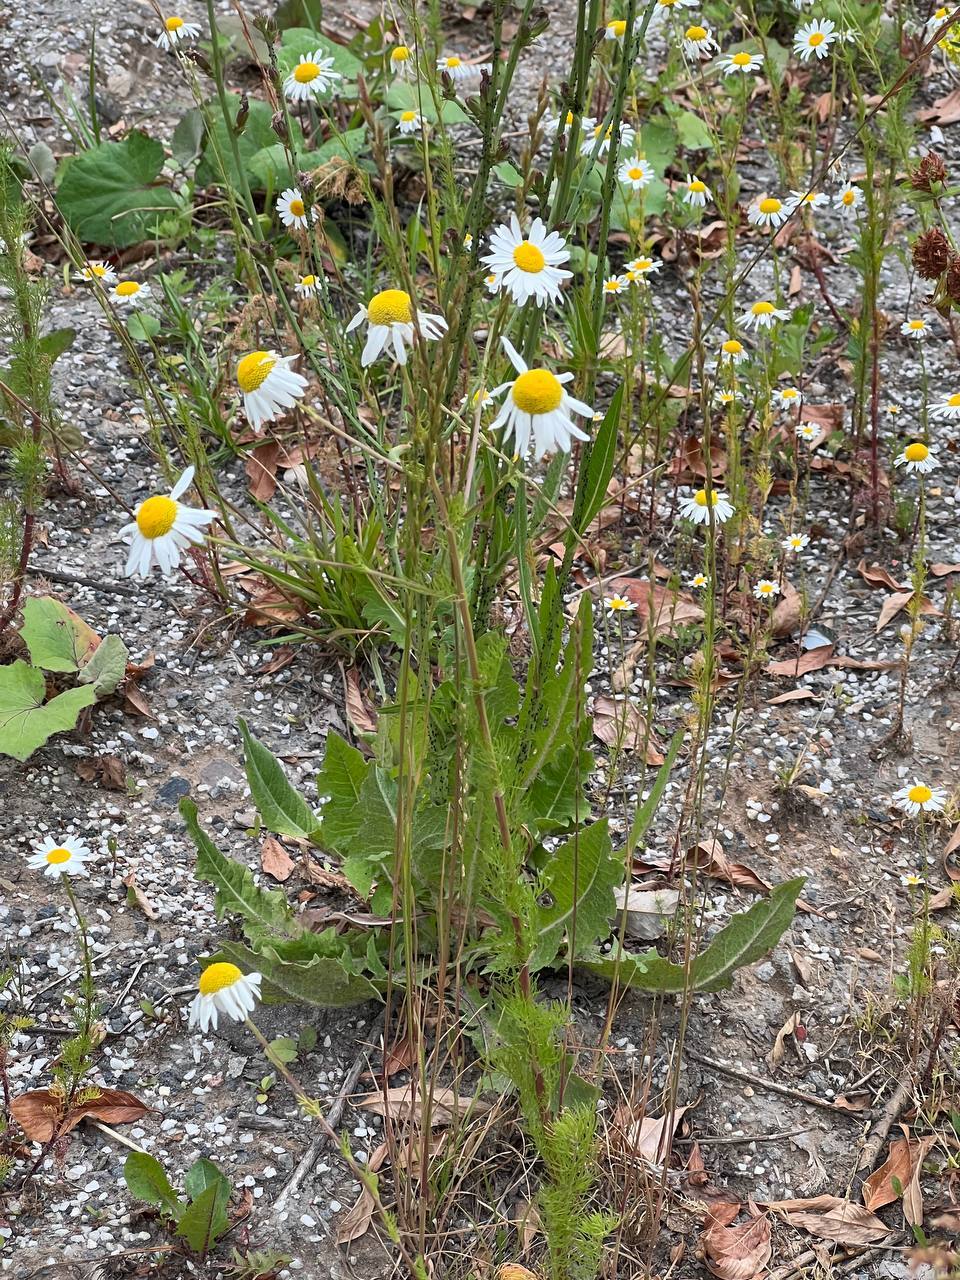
[0,662,96,762]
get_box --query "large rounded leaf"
[56,132,180,248]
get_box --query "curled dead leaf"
[336,1142,388,1244]
[261,836,294,882]
[593,696,664,764]
[11,1087,149,1143]
[764,1195,888,1244]
[767,1011,801,1067]
[704,1207,772,1280]
[616,1103,691,1165]
[121,871,158,920]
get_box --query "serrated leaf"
[175,1180,230,1255]
[531,819,622,970]
[123,1152,182,1219]
[78,634,128,696]
[0,661,96,762]
[20,596,99,672]
[239,719,319,840]
[56,132,180,248]
[214,934,382,1008]
[182,798,295,940]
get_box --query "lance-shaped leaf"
[531,819,623,970]
[239,719,319,840]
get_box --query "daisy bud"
[909,151,948,193]
[271,111,288,143]
[912,227,950,280]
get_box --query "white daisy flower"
[119,466,216,577]
[925,6,949,37]
[156,15,201,50]
[284,51,341,101]
[625,255,661,282]
[773,386,802,410]
[783,532,809,552]
[484,272,501,294]
[294,273,319,298]
[793,18,838,61]
[650,0,697,19]
[580,119,636,158]
[678,488,735,525]
[783,189,829,216]
[893,782,946,818]
[792,0,817,7]
[834,183,862,217]
[886,402,902,417]
[900,872,926,888]
[606,594,635,611]
[237,350,309,429]
[27,835,91,879]
[718,336,748,364]
[741,299,790,330]
[111,280,151,308]
[605,19,629,41]
[690,572,710,589]
[618,156,656,190]
[75,259,117,285]
[714,389,740,406]
[389,44,413,77]
[490,337,594,461]
[894,441,939,474]
[603,275,628,295]
[753,579,781,601]
[796,421,820,444]
[553,109,576,135]
[682,23,718,58]
[188,963,262,1033]
[277,187,317,231]
[932,392,960,420]
[748,196,788,229]
[481,214,572,308]
[345,289,447,366]
[719,50,764,75]
[437,54,485,83]
[396,109,425,135]
[901,318,928,340]
[684,174,712,206]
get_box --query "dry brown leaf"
[765,645,834,677]
[705,1202,743,1230]
[876,590,940,633]
[688,838,770,895]
[668,436,728,483]
[788,265,803,296]
[767,688,820,705]
[856,559,909,591]
[336,1142,388,1244]
[244,441,280,502]
[767,1011,801,1067]
[617,1104,691,1164]
[765,1195,888,1244]
[76,753,127,790]
[357,1083,489,1125]
[704,1207,772,1280]
[917,88,960,124]
[261,836,294,882]
[929,562,960,577]
[686,1140,708,1186]
[497,1267,540,1280]
[770,581,803,637]
[608,577,704,638]
[612,640,644,692]
[343,666,378,736]
[926,885,956,911]
[121,871,158,921]
[862,1133,912,1212]
[123,680,154,719]
[593,696,664,764]
[11,1087,149,1142]
[942,824,960,875]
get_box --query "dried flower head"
[909,151,947,193]
[912,227,950,280]
[944,254,960,305]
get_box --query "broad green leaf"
[171,108,205,167]
[316,730,367,851]
[175,1181,230,1255]
[38,328,76,363]
[182,798,295,940]
[494,160,523,188]
[184,1158,231,1205]
[20,596,99,672]
[623,729,682,853]
[0,662,96,762]
[123,1152,182,1219]
[214,933,382,1008]
[531,819,622,970]
[575,382,623,536]
[239,719,319,840]
[127,312,161,342]
[386,81,468,125]
[267,1036,298,1065]
[196,95,296,192]
[247,128,368,191]
[56,132,180,248]
[78,634,128,696]
[278,26,362,78]
[674,109,713,152]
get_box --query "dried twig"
[684,1050,861,1115]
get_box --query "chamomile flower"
[682,24,718,58]
[389,44,413,76]
[294,274,320,298]
[714,389,740,407]
[603,275,628,295]
[753,579,781,601]
[690,571,710,589]
[437,54,485,83]
[740,299,790,330]
[396,109,425,135]
[484,272,501,294]
[605,594,635,612]
[893,782,946,818]
[925,6,950,37]
[900,872,925,888]
[678,488,735,525]
[119,467,216,577]
[834,183,862,217]
[581,119,636,158]
[277,187,317,231]
[490,336,594,461]
[932,392,960,420]
[482,214,572,308]
[111,280,151,308]
[625,255,662,282]
[651,0,697,18]
[605,18,629,41]
[460,387,494,412]
[719,49,764,75]
[885,402,902,417]
[75,259,117,286]
[346,289,447,366]
[796,421,820,444]
[27,836,91,879]
[237,351,309,429]
[618,156,655,190]
[189,963,262,1033]
[684,174,712,206]
[792,0,817,7]
[155,15,201,50]
[553,109,576,135]
[284,51,341,100]
[783,189,829,216]
[793,18,838,60]
[901,318,929,340]
[894,441,939,474]
[783,531,809,553]
[773,386,803,410]
[718,336,748,364]
[748,196,788,229]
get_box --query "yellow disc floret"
[237,351,277,393]
[904,442,929,462]
[808,32,825,46]
[693,489,718,508]
[115,281,141,297]
[198,962,243,995]
[444,56,462,68]
[294,61,320,83]
[608,19,627,36]
[300,274,316,287]
[165,16,184,31]
[45,847,72,865]
[732,51,753,66]
[759,197,781,214]
[908,784,932,805]
[400,110,416,123]
[949,393,960,407]
[367,289,413,326]
[512,242,546,273]
[686,25,707,40]
[752,301,775,315]
[391,45,410,62]
[512,369,563,415]
[722,339,743,354]
[689,179,706,192]
[288,198,306,218]
[136,495,178,539]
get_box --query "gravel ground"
[2,1,960,1278]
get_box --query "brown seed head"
[910,151,948,193]
[912,227,951,280]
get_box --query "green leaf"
[182,798,296,940]
[623,729,682,854]
[20,596,99,672]
[247,128,368,190]
[196,95,296,192]
[176,1180,230,1255]
[27,141,56,184]
[214,933,382,1008]
[239,719,319,840]
[316,731,369,851]
[56,132,180,248]
[78,634,128,697]
[531,819,622,971]
[123,1152,182,1219]
[267,1036,298,1065]
[38,327,76,363]
[171,108,206,167]
[494,160,523,188]
[183,1158,231,1206]
[0,661,96,762]
[127,311,161,342]
[278,26,362,79]
[575,383,623,536]
[673,109,714,152]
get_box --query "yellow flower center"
[512,369,563,415]
[198,962,243,995]
[604,280,622,292]
[237,351,277,393]
[908,320,925,330]
[689,179,706,192]
[89,264,107,277]
[634,258,652,270]
[752,301,775,315]
[908,784,932,805]
[513,241,546,273]
[809,32,825,46]
[367,288,413,325]
[686,26,707,40]
[165,16,184,31]
[400,110,417,122]
[391,45,409,62]
[609,19,626,36]
[758,583,774,595]
[564,110,574,125]
[782,389,798,399]
[949,393,960,407]
[136,495,178,539]
[628,166,645,181]
[444,56,462,68]
[609,597,629,608]
[300,274,316,287]
[288,198,306,217]
[759,197,781,215]
[722,339,743,354]
[732,51,753,66]
[294,60,320,83]
[842,190,855,205]
[115,281,140,297]
[693,489,717,507]
[45,847,72,865]
[904,442,929,462]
